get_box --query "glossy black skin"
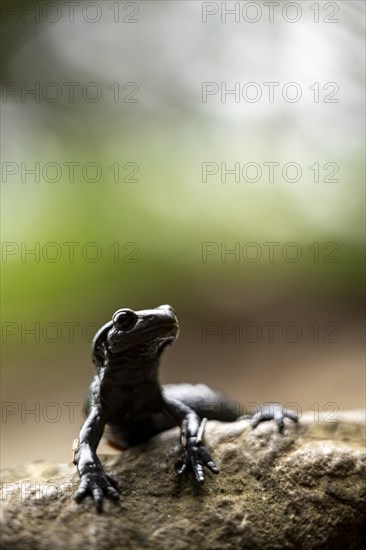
[74,305,298,511]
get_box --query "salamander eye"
[112,309,138,331]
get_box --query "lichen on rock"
[1,411,365,550]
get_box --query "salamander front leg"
[163,398,219,482]
[178,417,219,481]
[73,407,119,512]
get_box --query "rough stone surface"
[1,411,365,550]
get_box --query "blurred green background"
[1,0,365,468]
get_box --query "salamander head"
[105,304,179,355]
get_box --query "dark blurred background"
[1,0,365,468]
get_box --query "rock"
[1,411,365,550]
